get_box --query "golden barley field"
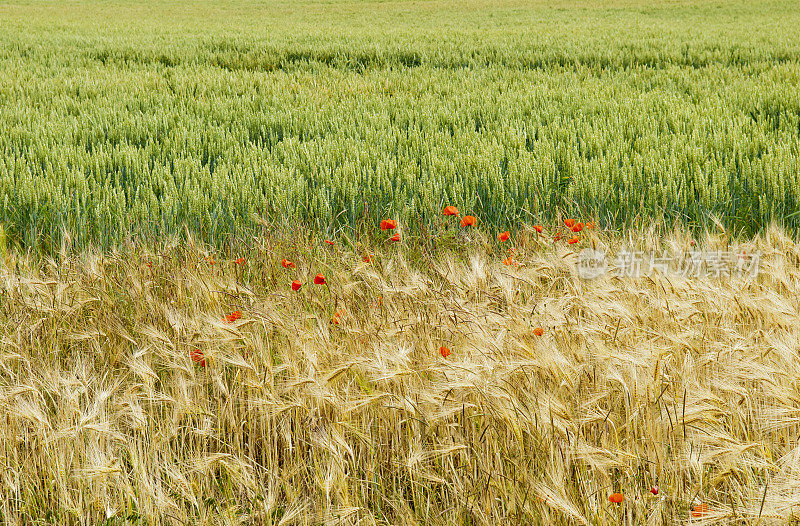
[1,222,799,524]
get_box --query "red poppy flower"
[443,205,459,216]
[460,215,477,227]
[533,225,543,233]
[439,346,451,358]
[190,349,206,367]
[650,486,659,495]
[324,240,335,245]
[363,254,374,263]
[314,273,326,285]
[225,310,242,323]
[567,236,580,244]
[281,258,296,269]
[690,240,697,247]
[330,317,339,325]
[503,256,518,267]
[609,493,624,504]
[380,219,397,230]
[571,222,584,233]
[498,231,510,242]
[235,257,246,265]
[586,221,596,229]
[206,257,215,265]
[291,280,302,291]
[390,233,400,242]
[564,219,575,228]
[145,260,153,268]
[691,504,709,518]
[533,327,544,336]
[553,232,563,241]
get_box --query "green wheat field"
[2,1,800,524]
[3,0,800,250]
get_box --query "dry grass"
[1,225,799,524]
